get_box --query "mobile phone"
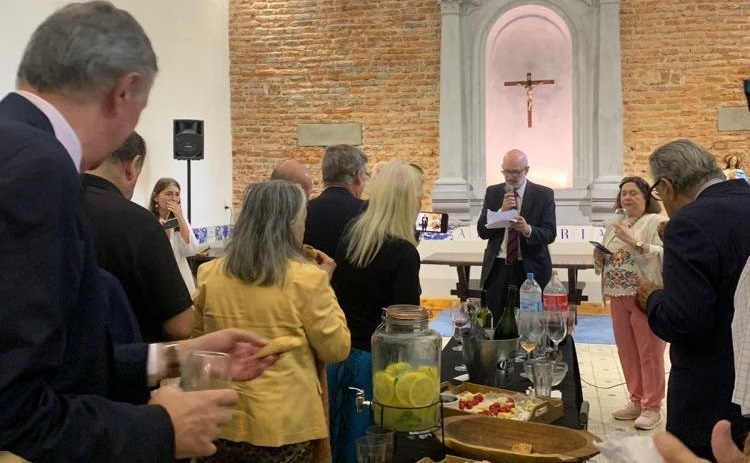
[415,211,449,233]
[589,241,613,255]
[163,218,179,230]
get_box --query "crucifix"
[504,72,555,128]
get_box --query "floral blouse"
[596,213,667,297]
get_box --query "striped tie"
[506,189,519,264]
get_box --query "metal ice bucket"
[462,335,519,387]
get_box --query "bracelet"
[160,342,181,379]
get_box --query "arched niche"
[433,0,624,225]
[485,5,573,189]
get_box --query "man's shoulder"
[87,189,160,230]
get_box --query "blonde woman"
[149,178,200,293]
[329,159,423,463]
[193,180,350,463]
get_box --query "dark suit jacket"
[647,179,750,448]
[477,180,557,290]
[0,93,173,462]
[304,185,365,258]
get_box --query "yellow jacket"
[192,258,351,447]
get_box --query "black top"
[331,235,421,351]
[83,174,192,342]
[304,186,365,258]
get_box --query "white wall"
[0,0,233,228]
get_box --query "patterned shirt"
[598,213,667,297]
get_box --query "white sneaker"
[611,402,641,420]
[634,409,661,430]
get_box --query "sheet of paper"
[485,209,519,229]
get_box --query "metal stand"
[186,159,192,223]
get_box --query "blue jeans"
[327,349,373,463]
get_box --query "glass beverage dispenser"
[370,305,442,432]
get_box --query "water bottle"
[519,273,542,314]
[543,270,568,312]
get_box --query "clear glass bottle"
[371,305,442,432]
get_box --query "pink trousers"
[610,296,666,410]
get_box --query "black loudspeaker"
[173,119,204,160]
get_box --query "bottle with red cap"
[543,270,568,312]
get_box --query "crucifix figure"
[504,72,555,128]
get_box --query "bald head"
[270,159,313,198]
[501,149,529,188]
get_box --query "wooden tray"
[415,456,484,463]
[440,382,564,424]
[436,415,600,463]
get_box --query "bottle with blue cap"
[519,272,542,314]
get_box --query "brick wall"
[228,0,441,206]
[620,0,750,176]
[229,0,750,208]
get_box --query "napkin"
[595,435,665,463]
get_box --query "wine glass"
[566,305,577,337]
[451,302,469,372]
[544,311,568,359]
[517,312,543,360]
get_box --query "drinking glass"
[179,351,232,463]
[545,311,568,358]
[517,312,543,359]
[532,359,554,398]
[356,434,387,463]
[365,426,394,463]
[180,351,232,391]
[613,208,626,225]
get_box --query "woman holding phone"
[149,177,200,293]
[595,176,667,431]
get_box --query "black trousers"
[484,258,526,323]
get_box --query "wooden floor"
[420,297,610,316]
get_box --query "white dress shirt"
[732,256,750,416]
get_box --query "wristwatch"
[160,342,181,379]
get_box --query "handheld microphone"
[504,183,517,210]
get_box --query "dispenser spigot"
[348,386,371,412]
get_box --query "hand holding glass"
[613,208,626,225]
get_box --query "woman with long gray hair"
[192,180,350,463]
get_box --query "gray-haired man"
[0,3,275,462]
[304,144,368,258]
[639,139,750,460]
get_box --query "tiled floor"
[577,342,671,462]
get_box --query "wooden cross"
[504,72,555,128]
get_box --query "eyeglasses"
[649,177,665,201]
[501,168,527,176]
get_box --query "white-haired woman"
[193,180,350,463]
[329,159,423,463]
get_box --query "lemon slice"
[384,361,413,377]
[373,371,396,404]
[395,372,437,407]
[408,375,438,408]
[416,365,438,380]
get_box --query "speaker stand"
[186,159,192,223]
